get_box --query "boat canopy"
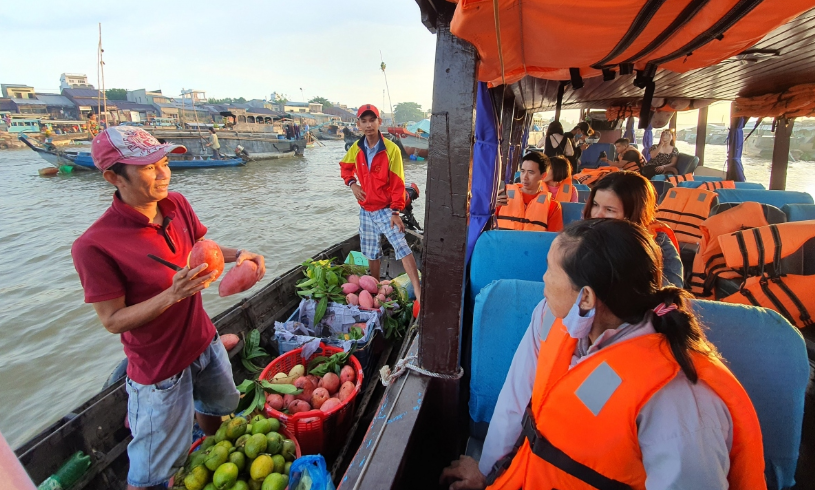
[407,119,431,134]
[449,0,814,85]
[427,1,815,116]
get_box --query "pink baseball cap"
[356,104,380,118]
[91,126,186,171]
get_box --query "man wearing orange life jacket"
[441,220,766,490]
[495,152,564,232]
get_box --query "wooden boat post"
[695,106,708,166]
[417,4,478,466]
[770,117,795,190]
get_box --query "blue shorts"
[359,208,412,261]
[124,334,239,487]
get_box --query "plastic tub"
[260,343,363,457]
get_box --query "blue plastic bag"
[289,455,336,490]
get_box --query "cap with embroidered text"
[91,126,187,171]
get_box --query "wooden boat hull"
[15,233,421,488]
[401,135,429,159]
[67,154,246,170]
[317,132,344,141]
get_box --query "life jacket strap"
[519,406,632,490]
[495,215,549,229]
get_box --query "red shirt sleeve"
[72,238,127,303]
[548,201,564,232]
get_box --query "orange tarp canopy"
[448,0,815,86]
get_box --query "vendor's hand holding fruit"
[234,249,266,281]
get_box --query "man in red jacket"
[340,104,421,302]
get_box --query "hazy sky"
[1,1,437,110]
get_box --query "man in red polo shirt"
[71,127,266,490]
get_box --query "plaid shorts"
[359,208,412,261]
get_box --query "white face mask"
[562,287,595,339]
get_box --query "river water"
[0,141,427,448]
[1,139,813,449]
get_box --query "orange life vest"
[486,315,766,490]
[667,173,694,186]
[549,178,575,203]
[496,184,552,231]
[620,160,641,171]
[689,202,770,298]
[719,222,815,328]
[648,221,679,251]
[655,187,718,244]
[700,180,737,191]
[573,167,618,187]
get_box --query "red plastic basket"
[189,425,302,458]
[260,343,363,457]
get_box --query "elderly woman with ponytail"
[442,219,766,490]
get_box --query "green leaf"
[241,357,261,373]
[297,277,317,288]
[245,350,268,360]
[297,289,315,297]
[307,356,329,371]
[314,296,328,325]
[260,381,303,395]
[348,254,355,265]
[236,379,255,393]
[327,271,338,287]
[253,385,266,413]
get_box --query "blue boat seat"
[470,280,543,426]
[782,203,815,222]
[577,189,591,203]
[674,153,700,175]
[468,231,557,305]
[467,280,808,489]
[561,202,584,225]
[574,183,590,192]
[578,143,615,170]
[715,189,814,208]
[678,181,766,190]
[692,301,809,490]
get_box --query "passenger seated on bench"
[601,137,645,172]
[542,121,574,159]
[441,219,765,490]
[584,171,683,287]
[542,156,578,203]
[495,152,564,232]
[642,129,679,177]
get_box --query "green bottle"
[37,451,91,490]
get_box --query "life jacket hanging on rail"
[718,222,815,329]
[699,181,737,191]
[655,187,718,244]
[573,167,618,187]
[485,311,767,490]
[667,174,694,186]
[689,202,771,298]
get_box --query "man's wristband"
[348,179,357,187]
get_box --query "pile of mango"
[174,413,296,490]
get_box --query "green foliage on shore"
[309,96,333,109]
[209,97,247,104]
[394,102,424,123]
[105,88,127,100]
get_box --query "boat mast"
[97,23,107,128]
[380,51,395,124]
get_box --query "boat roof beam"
[770,117,795,190]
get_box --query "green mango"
[204,446,229,471]
[188,450,208,469]
[265,432,283,455]
[235,434,250,450]
[212,462,238,490]
[228,451,246,473]
[266,418,280,433]
[250,414,266,425]
[280,439,296,462]
[225,417,248,440]
[283,462,291,476]
[251,418,272,435]
[214,425,229,443]
[201,437,218,451]
[270,454,285,475]
[243,433,268,460]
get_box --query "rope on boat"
[379,354,464,386]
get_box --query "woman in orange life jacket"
[495,152,564,232]
[584,171,683,288]
[542,155,578,203]
[441,219,765,490]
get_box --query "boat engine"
[401,182,423,232]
